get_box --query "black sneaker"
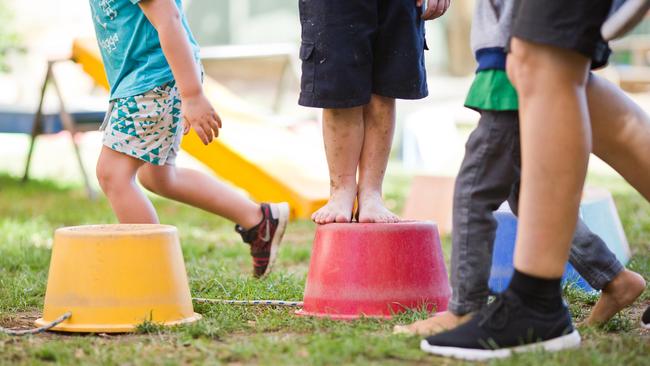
[420,290,581,361]
[235,202,289,278]
[642,305,650,330]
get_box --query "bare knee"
[507,38,590,97]
[137,169,159,194]
[137,168,175,197]
[507,39,546,96]
[96,161,133,195]
[368,94,395,108]
[323,106,363,122]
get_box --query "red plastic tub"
[296,221,450,320]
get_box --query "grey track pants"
[449,110,623,315]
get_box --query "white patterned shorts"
[101,81,182,166]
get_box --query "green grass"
[0,172,648,365]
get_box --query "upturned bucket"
[296,221,450,320]
[35,225,201,332]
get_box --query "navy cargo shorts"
[298,0,429,109]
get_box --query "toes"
[315,211,327,224]
[357,215,370,223]
[334,214,350,223]
[312,207,326,223]
[321,212,333,224]
[312,211,322,224]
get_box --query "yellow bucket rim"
[55,224,177,237]
[34,313,202,333]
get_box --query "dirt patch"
[0,311,162,343]
[0,311,42,330]
[225,331,304,343]
[629,301,650,336]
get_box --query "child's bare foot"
[584,269,646,326]
[393,311,473,336]
[357,192,400,223]
[311,186,357,224]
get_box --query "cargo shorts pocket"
[299,41,316,93]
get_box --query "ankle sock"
[508,269,564,313]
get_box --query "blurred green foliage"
[0,0,22,73]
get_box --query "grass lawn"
[0,172,648,365]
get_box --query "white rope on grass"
[193,298,304,307]
[0,312,71,336]
[1,298,303,336]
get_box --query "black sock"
[508,269,564,313]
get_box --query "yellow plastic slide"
[72,39,329,218]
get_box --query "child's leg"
[422,1,617,358]
[507,38,592,279]
[96,146,158,223]
[395,111,521,336]
[448,111,521,317]
[586,269,646,325]
[508,47,650,292]
[138,163,289,278]
[357,94,399,223]
[581,74,650,325]
[588,74,650,200]
[423,40,593,358]
[137,165,263,229]
[311,107,365,224]
[510,186,646,326]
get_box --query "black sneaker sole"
[420,330,581,361]
[263,202,289,276]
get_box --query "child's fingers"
[183,119,190,135]
[214,111,223,129]
[203,120,215,143]
[210,110,221,130]
[195,123,211,145]
[209,117,220,138]
[415,0,423,6]
[422,0,444,20]
[421,0,437,19]
[437,0,450,17]
[432,0,446,18]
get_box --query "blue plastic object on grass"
[489,188,630,294]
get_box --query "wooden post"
[23,60,97,199]
[446,0,476,76]
[22,62,51,183]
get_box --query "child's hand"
[181,93,222,145]
[417,0,451,20]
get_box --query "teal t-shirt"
[89,0,200,100]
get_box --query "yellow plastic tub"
[35,225,201,332]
